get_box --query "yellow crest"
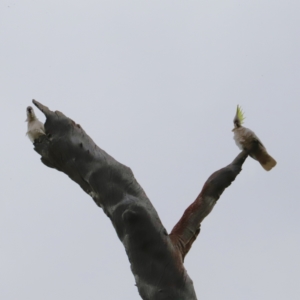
[236,105,245,125]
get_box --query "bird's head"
[26,106,37,121]
[232,105,245,130]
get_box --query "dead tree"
[32,100,248,300]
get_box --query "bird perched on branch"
[232,105,276,171]
[26,106,45,143]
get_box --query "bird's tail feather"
[251,146,277,171]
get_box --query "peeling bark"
[32,100,248,300]
[170,151,248,260]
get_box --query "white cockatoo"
[26,106,45,143]
[232,105,276,171]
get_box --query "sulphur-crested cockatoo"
[232,105,276,171]
[26,106,45,143]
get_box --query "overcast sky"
[1,1,299,299]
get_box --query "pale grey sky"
[1,1,299,299]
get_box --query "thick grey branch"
[170,151,248,260]
[32,100,197,300]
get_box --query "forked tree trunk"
[32,100,248,300]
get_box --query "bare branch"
[31,100,198,300]
[31,100,249,299]
[170,151,248,260]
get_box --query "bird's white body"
[26,106,45,142]
[233,126,261,151]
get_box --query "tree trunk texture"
[32,100,248,300]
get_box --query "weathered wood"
[170,151,248,260]
[32,100,248,300]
